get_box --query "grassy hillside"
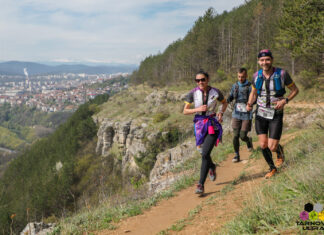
[219,123,324,234]
[52,101,324,234]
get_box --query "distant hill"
[0,61,137,75]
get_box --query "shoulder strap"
[234,83,239,99]
[273,68,282,91]
[202,88,209,116]
[245,81,252,101]
[255,69,264,95]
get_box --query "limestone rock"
[149,139,196,193]
[96,119,151,176]
[20,222,55,235]
[144,90,187,106]
[96,119,115,156]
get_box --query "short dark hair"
[238,67,247,74]
[196,70,209,79]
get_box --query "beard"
[262,65,272,72]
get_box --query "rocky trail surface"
[95,133,297,235]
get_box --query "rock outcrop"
[149,139,196,193]
[144,90,186,105]
[20,222,55,235]
[96,119,147,174]
[96,118,199,193]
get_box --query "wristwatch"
[285,98,289,104]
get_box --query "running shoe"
[195,184,204,194]
[265,168,277,179]
[209,166,217,181]
[232,154,240,163]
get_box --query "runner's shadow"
[215,181,233,186]
[199,190,220,197]
[215,171,266,186]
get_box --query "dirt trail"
[96,133,297,235]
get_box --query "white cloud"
[0,0,246,64]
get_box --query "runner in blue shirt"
[227,68,254,163]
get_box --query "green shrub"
[297,70,317,89]
[135,127,182,176]
[214,69,228,82]
[153,112,170,123]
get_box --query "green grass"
[158,205,203,235]
[217,125,324,235]
[0,126,25,150]
[95,86,152,120]
[53,169,200,234]
[248,146,262,160]
[284,106,316,115]
[293,80,324,102]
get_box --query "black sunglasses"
[195,78,206,83]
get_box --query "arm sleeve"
[283,71,294,87]
[226,85,235,103]
[184,91,194,104]
[217,90,225,102]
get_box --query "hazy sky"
[0,0,245,65]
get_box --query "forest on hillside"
[131,0,323,86]
[0,94,110,233]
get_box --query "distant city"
[0,70,130,112]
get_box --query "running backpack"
[233,81,251,103]
[255,68,286,97]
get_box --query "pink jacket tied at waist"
[193,115,223,147]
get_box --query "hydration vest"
[192,87,221,116]
[255,68,286,97]
[233,81,251,103]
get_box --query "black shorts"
[232,118,252,132]
[255,112,283,140]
